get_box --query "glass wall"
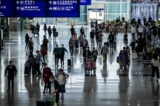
[70,6,87,25]
[104,1,130,21]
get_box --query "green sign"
[1,18,4,29]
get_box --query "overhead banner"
[0,0,80,17]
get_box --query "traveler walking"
[25,33,29,50]
[151,54,159,82]
[35,50,42,76]
[43,63,53,94]
[53,44,60,66]
[5,60,17,92]
[56,69,69,99]
[101,43,109,62]
[59,44,68,66]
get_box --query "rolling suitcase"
[67,59,71,66]
[104,42,109,47]
[91,61,96,69]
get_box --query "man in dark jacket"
[90,30,95,43]
[108,32,114,48]
[53,44,60,66]
[83,46,92,62]
[36,23,40,36]
[70,26,75,36]
[42,35,49,51]
[5,60,17,92]
[25,33,29,50]
[59,44,68,66]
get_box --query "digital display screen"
[131,0,158,23]
[0,0,80,17]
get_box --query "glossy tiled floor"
[0,25,159,106]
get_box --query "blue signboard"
[0,0,15,17]
[0,0,80,17]
[80,0,91,5]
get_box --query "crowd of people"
[4,18,160,105]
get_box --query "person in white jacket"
[131,26,136,39]
[138,25,143,38]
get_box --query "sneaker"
[43,91,45,94]
[33,75,37,77]
[38,74,42,77]
[61,95,64,99]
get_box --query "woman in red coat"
[43,63,53,94]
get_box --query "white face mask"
[86,48,89,50]
[45,65,48,68]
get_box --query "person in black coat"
[48,26,52,40]
[83,47,92,62]
[25,33,29,50]
[130,40,136,52]
[70,26,75,36]
[90,30,95,43]
[5,60,17,92]
[108,32,114,48]
[52,26,57,40]
[46,76,60,106]
[53,44,60,66]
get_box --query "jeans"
[109,42,114,48]
[69,46,74,55]
[132,33,135,39]
[8,76,14,90]
[97,41,102,48]
[29,46,33,53]
[36,63,41,75]
[60,55,65,65]
[55,55,59,65]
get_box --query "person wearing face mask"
[45,76,60,106]
[5,60,17,92]
[81,37,88,52]
[42,63,53,94]
[68,37,75,56]
[59,44,68,66]
[35,50,42,76]
[56,69,69,99]
[92,47,98,61]
[53,44,60,66]
[83,46,92,62]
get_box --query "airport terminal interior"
[0,0,160,106]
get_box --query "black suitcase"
[104,42,109,47]
[75,40,79,48]
[114,42,116,48]
[36,101,52,106]
[67,59,71,66]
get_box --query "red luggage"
[91,61,96,69]
[85,60,91,69]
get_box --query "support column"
[0,18,4,50]
[20,18,24,31]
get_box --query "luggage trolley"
[43,94,55,106]
[84,58,96,76]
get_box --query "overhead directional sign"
[0,0,80,17]
[80,0,91,5]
